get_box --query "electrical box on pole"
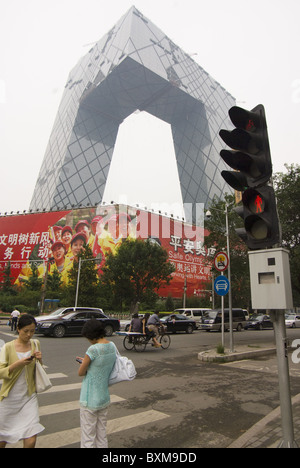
[248,248,293,310]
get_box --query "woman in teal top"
[77,319,117,448]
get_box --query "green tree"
[101,239,175,311]
[65,244,100,307]
[47,268,63,292]
[0,262,15,294]
[23,263,43,292]
[274,164,300,304]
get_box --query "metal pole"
[211,271,215,309]
[183,270,187,308]
[221,272,225,348]
[40,260,49,316]
[75,257,82,308]
[270,310,297,448]
[225,204,234,353]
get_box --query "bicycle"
[117,325,171,352]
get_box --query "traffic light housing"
[237,187,280,249]
[219,104,280,250]
[220,105,272,190]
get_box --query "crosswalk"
[7,373,170,448]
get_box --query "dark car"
[36,309,120,338]
[245,314,273,331]
[160,314,197,334]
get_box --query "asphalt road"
[1,325,300,448]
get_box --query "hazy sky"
[0,0,299,214]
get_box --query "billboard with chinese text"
[0,205,214,298]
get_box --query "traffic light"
[220,105,272,190]
[219,104,280,250]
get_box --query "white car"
[120,314,144,331]
[285,315,300,328]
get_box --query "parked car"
[200,308,248,332]
[36,309,120,338]
[245,314,273,330]
[160,314,197,334]
[285,314,300,328]
[174,308,211,328]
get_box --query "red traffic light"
[242,187,280,248]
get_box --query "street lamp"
[206,204,234,353]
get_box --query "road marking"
[39,395,125,416]
[108,409,169,434]
[0,331,15,338]
[4,367,170,448]
[35,409,169,448]
[44,382,82,393]
[9,407,169,448]
[47,373,68,379]
[1,373,68,388]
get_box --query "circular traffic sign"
[214,251,229,272]
[214,275,230,296]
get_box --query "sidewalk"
[229,394,300,448]
[197,345,300,448]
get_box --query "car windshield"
[250,315,262,321]
[48,308,66,316]
[203,311,218,319]
[286,315,296,320]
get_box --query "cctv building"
[30,6,235,222]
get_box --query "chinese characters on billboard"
[0,205,214,298]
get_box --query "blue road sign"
[214,275,230,296]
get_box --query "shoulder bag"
[109,348,136,386]
[34,340,52,393]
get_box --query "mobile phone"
[76,358,83,364]
[27,355,35,361]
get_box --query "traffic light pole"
[270,310,298,448]
[225,204,234,353]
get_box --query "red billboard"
[0,205,214,298]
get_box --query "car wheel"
[237,324,243,332]
[104,325,114,336]
[53,325,66,338]
[186,325,194,334]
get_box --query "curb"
[228,393,300,448]
[198,347,276,363]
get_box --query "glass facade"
[30,6,235,222]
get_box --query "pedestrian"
[10,308,20,331]
[0,314,45,448]
[77,319,117,448]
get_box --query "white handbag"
[109,349,136,386]
[34,340,52,393]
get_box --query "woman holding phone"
[77,319,117,448]
[0,314,45,448]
